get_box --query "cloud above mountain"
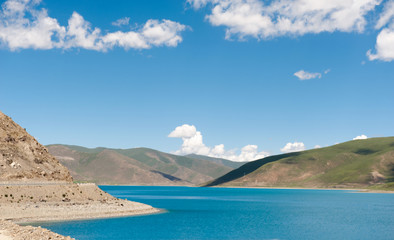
[169,124,269,162]
[353,134,368,140]
[280,142,305,153]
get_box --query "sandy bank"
[0,183,161,239]
[0,183,161,223]
[0,199,160,223]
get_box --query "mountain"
[186,154,246,169]
[205,137,394,190]
[0,110,158,224]
[0,111,72,182]
[47,145,235,185]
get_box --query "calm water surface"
[35,186,394,240]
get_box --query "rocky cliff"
[0,111,72,182]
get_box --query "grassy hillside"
[205,137,394,190]
[186,154,246,169]
[47,145,234,185]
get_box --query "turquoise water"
[36,186,394,240]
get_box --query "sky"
[0,0,393,162]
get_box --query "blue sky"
[1,0,393,161]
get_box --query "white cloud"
[376,0,394,29]
[353,134,368,140]
[141,19,186,47]
[188,0,381,40]
[0,0,187,51]
[0,0,65,50]
[169,124,198,138]
[294,70,322,80]
[314,145,321,149]
[367,25,394,61]
[169,124,269,162]
[112,17,130,27]
[368,1,394,61]
[324,69,331,74]
[280,142,305,153]
[64,12,104,50]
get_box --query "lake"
[35,186,394,240]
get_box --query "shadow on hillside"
[204,152,300,187]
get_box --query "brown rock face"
[0,111,72,182]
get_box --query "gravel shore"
[0,199,160,239]
[0,219,74,240]
[0,184,160,239]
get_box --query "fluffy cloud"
[112,17,130,27]
[0,0,187,51]
[367,25,394,61]
[353,134,368,140]
[0,0,65,50]
[294,70,322,80]
[168,124,269,162]
[280,142,305,153]
[168,124,198,138]
[368,1,394,61]
[314,145,321,149]
[188,0,381,40]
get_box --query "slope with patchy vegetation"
[47,145,235,185]
[186,154,246,169]
[205,137,394,190]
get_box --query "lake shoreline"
[206,185,394,193]
[1,199,161,224]
[0,183,162,240]
[99,184,394,193]
[0,201,162,240]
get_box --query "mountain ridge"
[47,144,235,185]
[205,137,394,190]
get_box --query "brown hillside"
[0,111,72,182]
[50,145,189,185]
[47,145,234,185]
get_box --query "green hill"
[46,145,234,186]
[205,137,394,190]
[186,154,246,169]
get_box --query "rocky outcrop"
[0,111,72,182]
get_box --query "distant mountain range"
[47,137,394,190]
[205,137,394,190]
[47,145,238,186]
